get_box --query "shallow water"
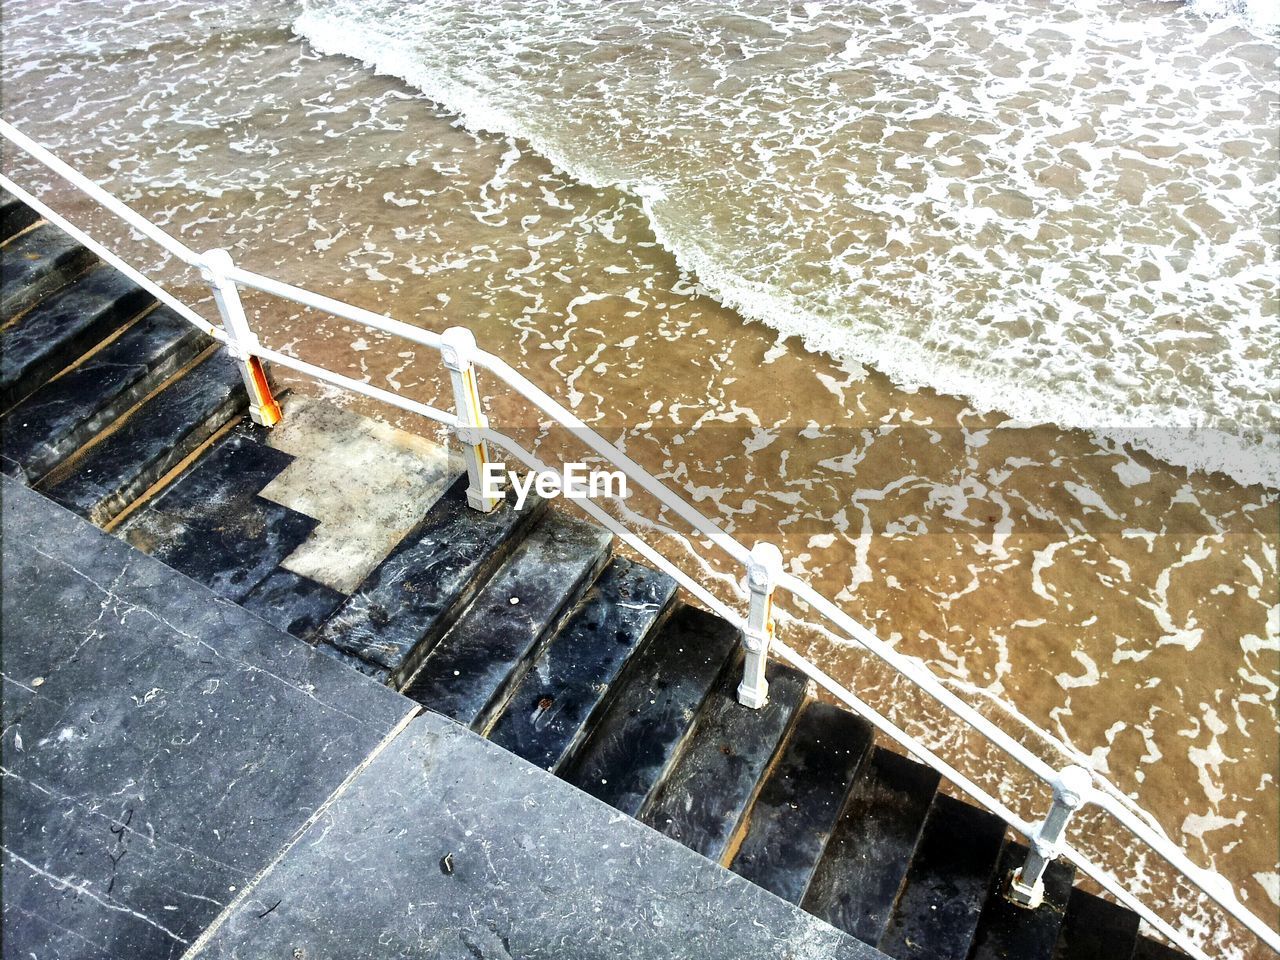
[297,0,1280,490]
[1,0,1277,954]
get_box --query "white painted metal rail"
[2,118,1274,960]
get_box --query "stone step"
[0,222,96,323]
[117,425,318,602]
[802,746,940,944]
[241,569,346,642]
[1,263,152,411]
[1,305,206,481]
[314,473,545,684]
[727,700,874,905]
[640,660,808,863]
[402,510,613,730]
[1132,937,1187,960]
[560,603,741,817]
[1052,888,1141,960]
[486,556,677,772]
[0,196,40,244]
[969,841,1075,960]
[879,793,1007,960]
[39,349,247,525]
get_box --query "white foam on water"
[295,0,1279,489]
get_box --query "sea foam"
[295,0,1280,489]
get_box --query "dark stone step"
[241,569,346,642]
[1132,937,1187,960]
[561,603,741,817]
[402,510,613,730]
[39,349,247,525]
[1052,888,1140,960]
[803,746,941,944]
[641,660,808,863]
[1,306,206,481]
[487,556,677,772]
[879,793,1007,960]
[1,263,152,411]
[728,700,874,904]
[315,473,545,684]
[0,196,40,244]
[0,222,96,322]
[117,426,317,602]
[969,841,1075,960]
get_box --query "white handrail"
[2,121,1274,959]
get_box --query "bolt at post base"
[1005,868,1044,909]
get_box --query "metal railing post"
[738,542,783,708]
[441,326,500,513]
[1007,765,1093,908]
[200,249,282,427]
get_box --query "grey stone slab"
[1,306,206,481]
[0,222,96,322]
[970,841,1073,960]
[188,712,886,960]
[641,660,808,863]
[728,701,874,905]
[240,568,345,641]
[1052,888,1140,960]
[1,478,414,959]
[802,746,940,944]
[117,425,317,601]
[316,472,544,683]
[402,509,612,730]
[560,604,741,817]
[0,195,39,243]
[40,349,247,525]
[1,263,153,411]
[879,793,1007,960]
[487,556,677,772]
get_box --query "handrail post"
[738,542,783,708]
[1006,765,1093,909]
[200,249,281,427]
[441,327,500,513]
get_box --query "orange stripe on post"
[247,356,282,427]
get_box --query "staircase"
[0,192,1190,960]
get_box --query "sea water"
[2,0,1276,953]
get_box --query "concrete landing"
[1,477,415,958]
[188,711,883,960]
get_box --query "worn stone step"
[0,222,96,323]
[402,510,613,729]
[879,793,1007,960]
[117,425,317,601]
[1,263,152,411]
[561,603,741,817]
[1132,937,1187,960]
[314,473,545,684]
[641,660,808,863]
[1,306,206,481]
[0,196,40,244]
[802,746,941,944]
[241,568,345,642]
[486,556,677,772]
[39,349,247,525]
[969,841,1075,960]
[1052,888,1140,960]
[728,700,874,904]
